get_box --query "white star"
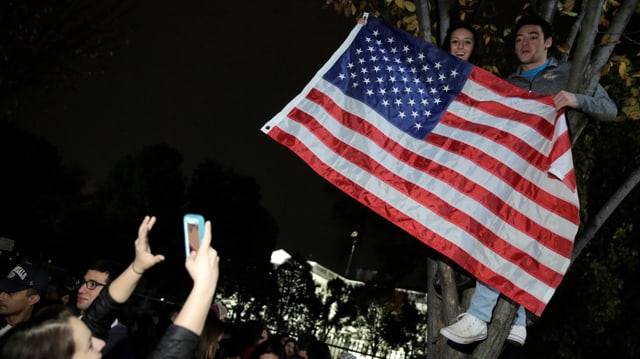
[442,85,450,92]
[395,98,403,106]
[434,97,442,104]
[402,45,410,53]
[356,48,363,55]
[424,110,432,117]
[398,111,406,118]
[338,73,346,80]
[379,88,387,95]
[382,99,390,106]
[411,110,419,118]
[348,62,355,69]
[404,87,412,94]
[408,98,416,106]
[413,122,423,130]
[434,61,442,69]
[363,78,371,85]
[366,89,374,96]
[438,73,446,81]
[373,65,381,72]
[430,87,437,94]
[450,69,459,77]
[392,87,400,94]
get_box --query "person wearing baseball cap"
[0,260,49,336]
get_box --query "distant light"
[350,230,359,238]
[160,298,165,302]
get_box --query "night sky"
[15,1,361,271]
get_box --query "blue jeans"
[467,281,526,326]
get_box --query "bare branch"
[571,164,640,264]
[416,0,432,43]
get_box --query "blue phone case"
[183,213,205,258]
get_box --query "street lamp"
[345,230,359,277]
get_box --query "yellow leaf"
[461,11,466,21]
[484,35,490,45]
[404,1,416,12]
[609,0,621,6]
[503,28,511,37]
[395,0,404,8]
[619,61,627,78]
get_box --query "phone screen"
[184,214,204,258]
[188,222,200,253]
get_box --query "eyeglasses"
[77,279,106,290]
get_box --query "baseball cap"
[0,261,49,293]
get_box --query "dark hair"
[442,23,478,62]
[195,311,226,359]
[248,338,285,359]
[0,305,75,359]
[87,259,125,283]
[306,339,331,359]
[514,15,553,40]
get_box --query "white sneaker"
[507,325,526,346]
[440,313,488,344]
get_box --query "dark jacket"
[82,286,200,359]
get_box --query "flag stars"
[404,87,412,94]
[411,110,419,118]
[348,62,355,69]
[391,87,400,94]
[379,88,388,95]
[408,98,416,106]
[387,37,395,44]
[355,48,364,55]
[438,73,446,81]
[398,111,406,118]
[413,122,423,130]
[367,46,376,52]
[395,98,403,106]
[429,87,437,94]
[422,64,431,71]
[366,89,374,96]
[338,73,346,80]
[373,65,381,72]
[434,97,442,104]
[382,99,390,106]
[450,69,459,77]
[402,45,410,53]
[434,62,442,69]
[442,85,451,92]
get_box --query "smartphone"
[183,213,205,258]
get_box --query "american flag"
[261,15,579,316]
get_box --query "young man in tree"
[440,15,617,346]
[0,261,49,336]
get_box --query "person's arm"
[554,85,618,122]
[108,215,166,303]
[172,220,220,334]
[149,221,220,359]
[83,215,165,339]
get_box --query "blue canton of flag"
[324,20,473,139]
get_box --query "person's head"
[283,338,297,357]
[76,259,123,313]
[513,15,553,70]
[443,23,477,62]
[0,261,49,326]
[0,305,105,359]
[248,337,284,359]
[239,319,269,349]
[195,311,226,359]
[306,339,331,359]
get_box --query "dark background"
[12,1,373,272]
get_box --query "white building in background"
[270,249,428,313]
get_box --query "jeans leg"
[514,306,526,326]
[467,281,499,323]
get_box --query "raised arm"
[108,215,166,302]
[172,220,220,334]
